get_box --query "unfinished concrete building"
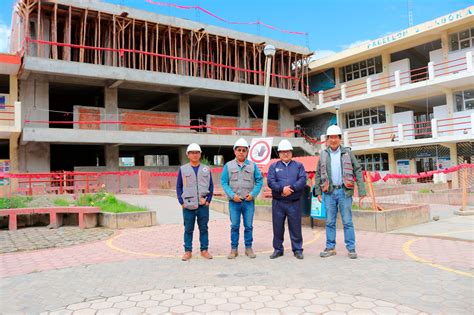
[11,0,316,172]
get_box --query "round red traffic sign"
[250,140,271,164]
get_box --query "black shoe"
[294,251,304,260]
[269,251,283,259]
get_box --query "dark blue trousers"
[271,199,303,253]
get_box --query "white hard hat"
[233,138,249,150]
[186,143,202,153]
[277,139,293,151]
[326,125,342,136]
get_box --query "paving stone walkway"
[1,195,473,314]
[46,285,423,315]
[0,227,114,253]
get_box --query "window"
[449,28,474,51]
[345,106,386,129]
[356,153,389,171]
[341,56,382,83]
[454,88,474,112]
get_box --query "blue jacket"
[221,159,263,199]
[267,160,307,201]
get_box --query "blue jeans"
[324,188,356,251]
[229,200,255,249]
[182,205,209,252]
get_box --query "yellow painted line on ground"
[402,238,474,278]
[106,228,321,259]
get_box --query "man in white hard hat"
[314,125,366,259]
[267,139,307,259]
[176,143,214,261]
[221,138,263,259]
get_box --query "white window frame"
[454,88,474,112]
[342,56,382,83]
[356,153,389,172]
[345,105,386,129]
[449,28,474,52]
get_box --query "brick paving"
[0,195,473,314]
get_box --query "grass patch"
[0,196,32,209]
[418,188,432,194]
[75,192,147,213]
[254,199,272,206]
[53,198,71,206]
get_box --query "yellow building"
[301,6,474,182]
[0,53,22,176]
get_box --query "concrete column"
[238,99,250,129]
[9,75,18,103]
[178,146,188,165]
[9,133,20,174]
[445,143,459,188]
[279,104,294,134]
[19,78,49,128]
[385,103,395,125]
[341,84,346,100]
[366,77,372,94]
[387,149,396,174]
[104,87,118,131]
[381,51,390,74]
[445,89,454,117]
[105,144,119,171]
[440,31,449,62]
[335,67,341,85]
[179,94,190,126]
[19,142,50,173]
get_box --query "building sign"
[367,7,473,49]
[249,138,273,165]
[396,160,410,175]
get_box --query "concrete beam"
[108,80,124,89]
[22,128,314,153]
[23,57,314,111]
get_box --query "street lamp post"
[262,44,276,137]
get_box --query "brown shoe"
[245,248,256,258]
[200,250,213,259]
[227,248,238,259]
[181,251,192,261]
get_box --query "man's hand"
[245,194,253,201]
[233,194,242,202]
[181,204,185,208]
[199,197,206,205]
[282,186,294,197]
[205,201,210,206]
[317,195,322,203]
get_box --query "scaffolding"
[15,0,311,95]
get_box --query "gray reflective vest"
[320,147,355,192]
[180,163,211,210]
[227,159,255,198]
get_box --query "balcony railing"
[0,101,21,132]
[343,113,474,148]
[316,51,473,106]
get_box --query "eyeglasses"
[235,149,248,152]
